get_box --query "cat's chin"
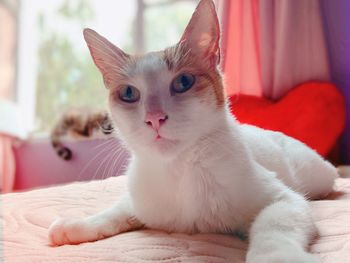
[131,135,182,159]
[152,136,181,155]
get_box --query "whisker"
[88,142,119,182]
[76,143,116,181]
[106,147,124,179]
[92,137,118,150]
[115,158,128,178]
[92,152,113,182]
[111,146,128,177]
[100,146,125,192]
[101,146,122,180]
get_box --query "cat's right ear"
[179,0,220,67]
[83,28,129,88]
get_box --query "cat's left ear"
[83,28,130,89]
[180,0,220,66]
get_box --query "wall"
[13,138,129,191]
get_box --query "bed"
[2,175,350,263]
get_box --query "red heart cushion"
[229,81,346,157]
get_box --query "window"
[12,0,199,133]
[0,0,18,101]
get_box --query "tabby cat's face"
[84,0,225,157]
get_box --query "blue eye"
[119,85,140,103]
[171,73,195,93]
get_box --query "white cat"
[48,1,337,262]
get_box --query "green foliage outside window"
[35,0,107,132]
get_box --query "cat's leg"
[48,194,142,246]
[246,189,318,263]
[297,158,337,199]
[273,131,337,199]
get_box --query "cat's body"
[242,124,335,197]
[49,1,336,262]
[130,120,335,235]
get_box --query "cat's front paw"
[48,218,99,246]
[246,249,319,263]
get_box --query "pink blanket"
[2,176,350,262]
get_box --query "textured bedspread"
[2,176,350,263]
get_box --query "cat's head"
[83,0,227,158]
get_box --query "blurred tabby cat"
[51,108,113,160]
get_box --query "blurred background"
[0,0,199,133]
[1,0,350,192]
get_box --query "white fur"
[49,102,336,262]
[49,1,337,262]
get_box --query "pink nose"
[145,111,168,131]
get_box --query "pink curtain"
[0,135,15,193]
[220,0,330,99]
[0,3,19,193]
[0,100,25,193]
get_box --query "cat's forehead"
[128,52,168,78]
[122,52,175,95]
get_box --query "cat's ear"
[180,0,220,66]
[83,28,129,88]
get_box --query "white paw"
[246,249,319,263]
[48,218,99,246]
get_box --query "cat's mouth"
[154,135,171,142]
[151,133,179,150]
[153,130,167,141]
[154,132,175,142]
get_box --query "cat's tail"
[308,163,350,199]
[338,165,350,178]
[50,114,74,161]
[51,139,72,161]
